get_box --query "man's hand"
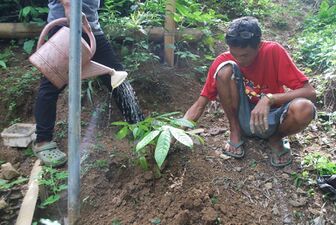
[250,95,272,134]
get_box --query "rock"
[296,188,306,194]
[0,198,8,210]
[172,210,190,225]
[313,216,326,225]
[201,207,218,225]
[272,204,280,216]
[264,182,273,190]
[219,154,231,160]
[281,173,290,180]
[208,128,226,136]
[235,167,242,172]
[144,171,154,181]
[0,162,20,180]
[289,197,308,207]
[283,214,292,224]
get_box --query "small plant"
[111,219,122,225]
[94,159,109,169]
[292,152,336,190]
[112,112,203,169]
[0,177,28,190]
[38,166,68,208]
[0,47,13,69]
[303,153,336,176]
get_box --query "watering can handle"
[36,16,96,57]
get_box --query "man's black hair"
[225,16,262,49]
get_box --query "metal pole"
[68,0,82,224]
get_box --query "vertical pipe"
[164,0,176,67]
[68,0,82,224]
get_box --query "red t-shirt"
[201,41,308,103]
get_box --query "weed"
[38,166,68,208]
[55,120,68,140]
[94,159,108,169]
[211,195,219,204]
[150,218,161,224]
[23,147,35,157]
[0,47,13,69]
[0,177,28,190]
[111,219,122,225]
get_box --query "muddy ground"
[1,0,336,224]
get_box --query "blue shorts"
[214,61,314,139]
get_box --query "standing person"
[32,0,144,167]
[184,16,316,167]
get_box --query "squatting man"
[184,16,316,167]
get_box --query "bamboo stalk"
[164,0,176,67]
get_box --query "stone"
[264,182,273,190]
[172,210,190,225]
[289,197,308,207]
[1,162,20,180]
[201,207,218,225]
[0,198,8,210]
[272,204,280,216]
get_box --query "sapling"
[112,112,204,170]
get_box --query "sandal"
[222,140,245,158]
[32,141,67,167]
[270,139,292,167]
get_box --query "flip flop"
[32,141,67,167]
[222,140,245,158]
[270,139,292,167]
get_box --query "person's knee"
[216,65,234,83]
[288,98,315,124]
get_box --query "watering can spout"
[82,61,127,89]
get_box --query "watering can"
[29,16,127,89]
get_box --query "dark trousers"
[34,34,125,143]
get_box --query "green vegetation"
[0,177,28,190]
[292,152,336,197]
[112,112,203,169]
[38,166,68,208]
[294,0,336,110]
[0,0,48,23]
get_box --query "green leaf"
[155,111,181,118]
[23,39,35,54]
[0,60,7,69]
[154,129,171,168]
[116,126,129,139]
[21,6,32,17]
[41,194,60,207]
[171,118,195,128]
[168,126,193,148]
[111,121,129,126]
[136,130,160,151]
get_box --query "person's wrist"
[265,93,274,105]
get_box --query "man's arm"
[184,96,209,122]
[271,82,316,105]
[60,0,71,21]
[250,82,316,133]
